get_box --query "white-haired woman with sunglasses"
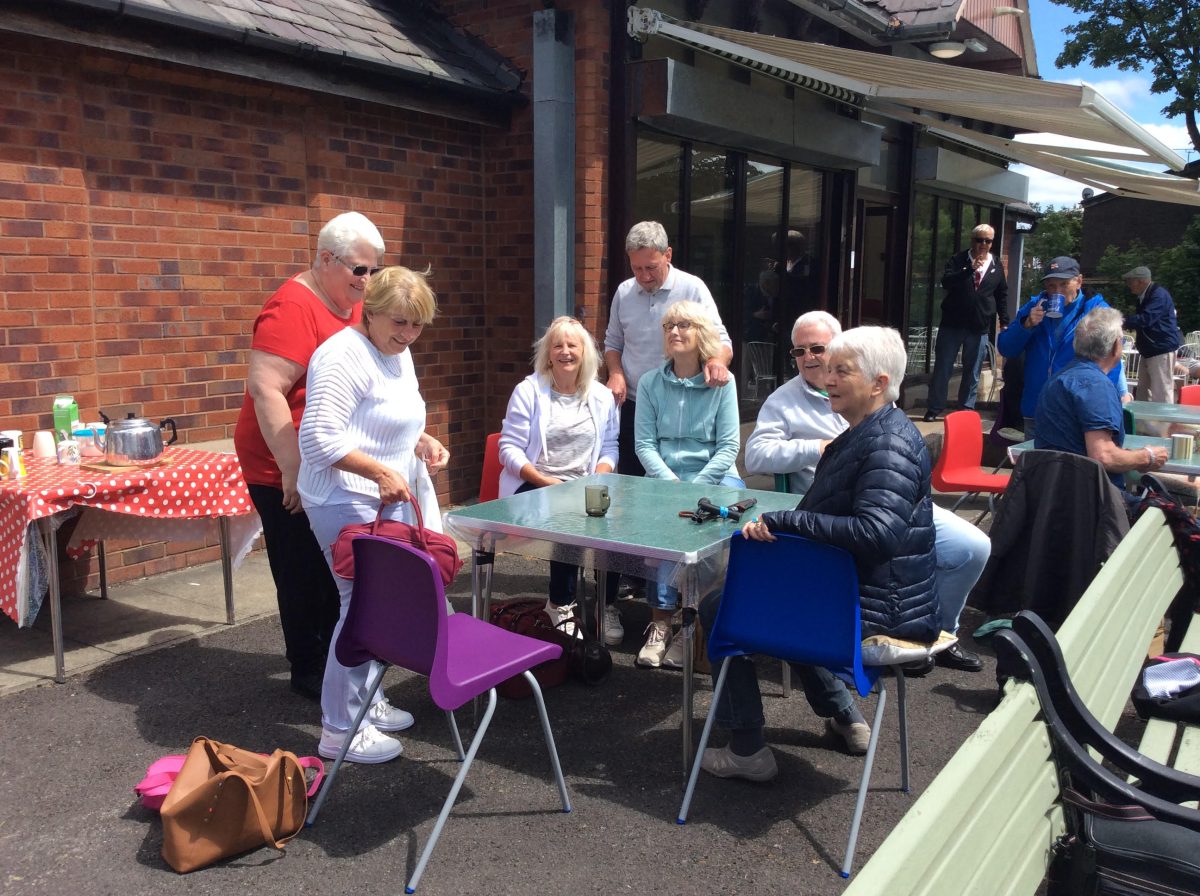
[498,317,620,638]
[634,300,743,670]
[234,211,386,704]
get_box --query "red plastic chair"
[478,432,502,503]
[930,410,1012,524]
[1181,385,1200,407]
[306,535,571,892]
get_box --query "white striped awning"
[628,7,1200,206]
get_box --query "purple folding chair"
[306,534,572,893]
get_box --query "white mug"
[31,430,56,458]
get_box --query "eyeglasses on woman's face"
[334,255,383,277]
[662,320,694,332]
[789,344,827,358]
[972,237,994,245]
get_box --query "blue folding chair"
[677,532,913,878]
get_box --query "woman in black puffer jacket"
[699,327,942,784]
[743,326,941,642]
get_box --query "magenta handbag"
[331,499,462,586]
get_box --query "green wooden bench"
[844,506,1188,895]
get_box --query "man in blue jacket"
[1122,265,1182,403]
[997,256,1128,440]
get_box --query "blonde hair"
[532,316,600,395]
[660,301,722,365]
[362,266,436,325]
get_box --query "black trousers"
[617,399,646,477]
[248,484,341,678]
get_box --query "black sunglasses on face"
[334,255,383,277]
[973,237,994,244]
[789,344,827,358]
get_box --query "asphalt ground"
[0,540,1002,896]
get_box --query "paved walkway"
[0,411,1001,894]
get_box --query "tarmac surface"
[0,492,1002,896]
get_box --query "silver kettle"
[95,412,178,466]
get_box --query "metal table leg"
[97,541,109,600]
[681,564,698,776]
[218,516,235,624]
[36,517,65,684]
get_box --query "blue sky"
[1018,0,1192,208]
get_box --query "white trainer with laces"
[603,604,624,646]
[318,723,403,764]
[637,620,671,668]
[367,697,415,733]
[543,600,579,638]
[660,627,687,669]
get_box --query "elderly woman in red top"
[233,211,385,702]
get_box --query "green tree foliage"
[1022,204,1083,291]
[1095,217,1200,333]
[1052,0,1200,152]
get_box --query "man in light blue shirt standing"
[602,221,733,638]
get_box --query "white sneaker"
[636,620,671,668]
[367,697,415,732]
[661,627,687,669]
[318,723,403,764]
[603,604,624,646]
[544,600,579,638]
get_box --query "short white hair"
[316,212,385,257]
[828,326,906,404]
[791,310,841,342]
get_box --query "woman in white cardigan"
[499,316,619,636]
[299,266,449,766]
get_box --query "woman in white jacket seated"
[499,316,620,638]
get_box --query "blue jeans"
[698,589,854,732]
[931,503,990,633]
[929,327,987,414]
[653,474,747,611]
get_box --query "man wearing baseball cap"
[997,256,1129,439]
[1122,265,1181,403]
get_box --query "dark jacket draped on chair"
[974,449,1129,628]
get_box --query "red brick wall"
[0,33,504,591]
[442,0,615,404]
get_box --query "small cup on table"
[1171,433,1194,462]
[584,484,611,517]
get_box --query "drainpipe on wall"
[532,8,576,336]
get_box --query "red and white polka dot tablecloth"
[0,447,260,627]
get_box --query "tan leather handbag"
[159,737,308,873]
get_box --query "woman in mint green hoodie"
[633,300,743,670]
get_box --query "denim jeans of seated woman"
[652,474,746,611]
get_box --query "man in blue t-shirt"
[1035,306,1168,489]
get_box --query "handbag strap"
[297,755,325,798]
[373,481,428,542]
[1061,787,1154,822]
[226,765,302,850]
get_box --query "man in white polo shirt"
[603,221,734,642]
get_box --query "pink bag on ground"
[135,752,325,811]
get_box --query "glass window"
[907,192,936,374]
[741,158,784,408]
[634,137,683,240]
[687,146,738,329]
